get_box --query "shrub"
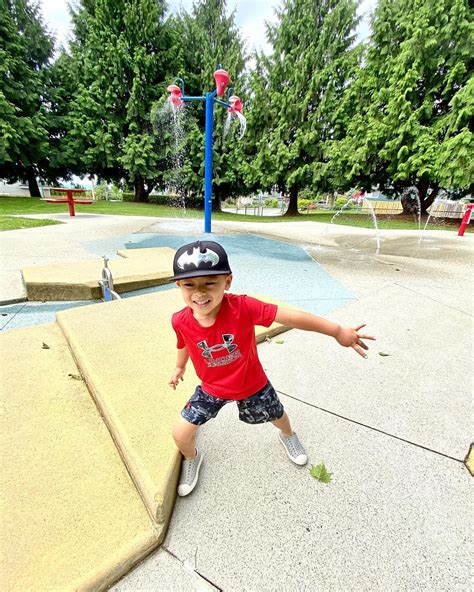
[299,188,314,201]
[120,192,134,202]
[298,198,313,210]
[265,198,278,207]
[94,182,124,201]
[335,197,349,209]
[147,193,170,204]
[94,183,109,201]
[180,195,203,209]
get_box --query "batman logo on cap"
[176,246,219,270]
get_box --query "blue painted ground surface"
[0,233,355,333]
[0,300,92,333]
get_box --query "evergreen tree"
[0,0,54,196]
[334,0,473,213]
[237,51,278,196]
[244,0,360,215]
[176,0,247,209]
[66,0,180,201]
[39,50,79,186]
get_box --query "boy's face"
[176,274,233,319]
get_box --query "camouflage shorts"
[181,381,284,426]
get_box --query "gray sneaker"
[178,449,203,496]
[279,432,308,465]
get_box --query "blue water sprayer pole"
[204,90,217,233]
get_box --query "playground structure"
[41,187,94,216]
[167,66,243,233]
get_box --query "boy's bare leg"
[172,417,200,459]
[271,411,293,437]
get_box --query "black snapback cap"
[171,240,232,281]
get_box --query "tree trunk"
[418,182,439,214]
[400,188,420,215]
[134,177,148,202]
[146,181,156,197]
[212,191,222,212]
[283,186,300,216]
[26,167,41,197]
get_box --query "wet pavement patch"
[0,300,92,333]
[1,233,355,332]
[97,232,356,316]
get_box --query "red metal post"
[458,203,473,236]
[66,189,76,216]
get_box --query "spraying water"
[331,194,381,252]
[419,190,448,242]
[365,199,381,253]
[223,111,247,140]
[401,186,422,240]
[235,111,247,138]
[223,112,232,139]
[152,100,188,214]
[330,198,353,224]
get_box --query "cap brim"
[170,268,232,282]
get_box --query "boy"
[169,240,374,496]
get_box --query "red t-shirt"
[172,294,278,400]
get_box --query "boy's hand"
[168,367,185,390]
[335,324,376,358]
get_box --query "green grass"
[0,196,468,232]
[0,196,181,218]
[297,211,447,231]
[301,211,471,232]
[0,215,63,231]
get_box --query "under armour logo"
[197,334,237,358]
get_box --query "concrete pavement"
[0,213,167,303]
[0,322,159,591]
[111,219,473,591]
[1,282,292,590]
[0,213,472,590]
[21,246,175,300]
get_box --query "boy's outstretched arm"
[168,346,190,389]
[274,307,376,359]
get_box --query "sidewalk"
[0,213,165,303]
[1,214,472,590]
[111,220,473,591]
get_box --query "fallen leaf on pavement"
[310,463,332,483]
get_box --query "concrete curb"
[0,296,27,306]
[21,248,175,301]
[2,288,291,590]
[0,323,161,591]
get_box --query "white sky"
[40,0,378,56]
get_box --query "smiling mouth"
[193,299,211,307]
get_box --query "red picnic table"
[41,188,94,217]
